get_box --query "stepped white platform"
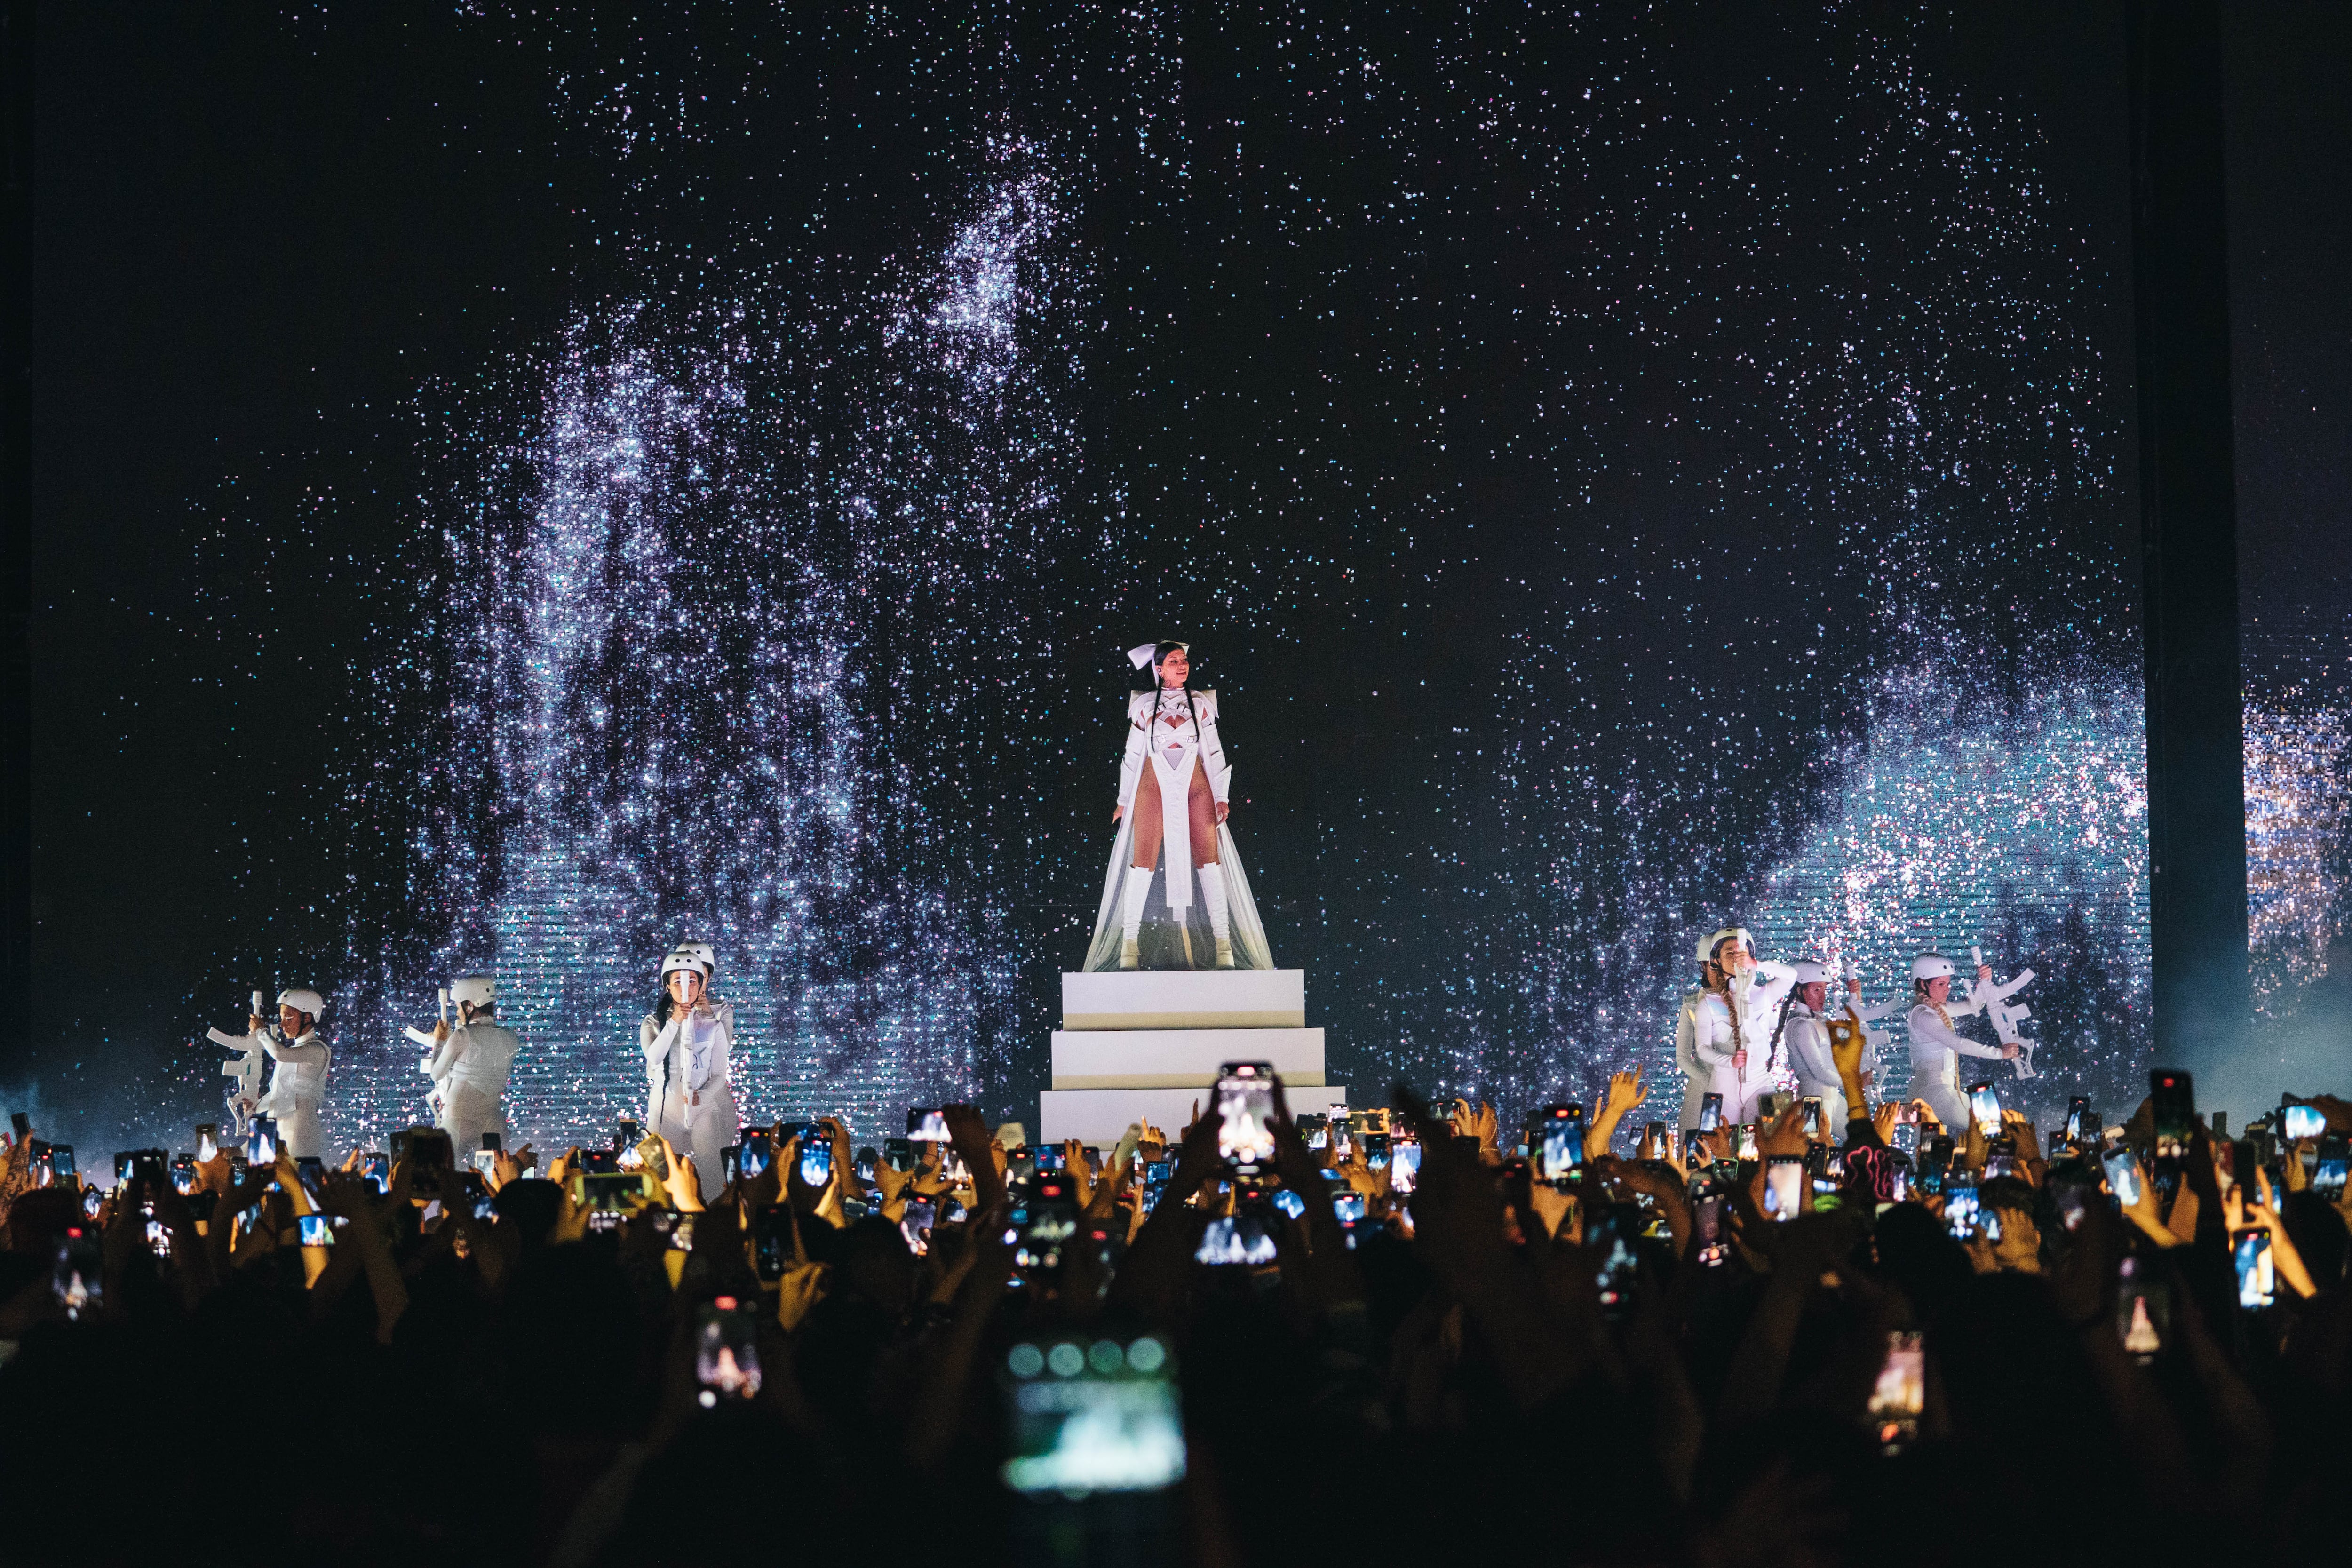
[1037,969,1346,1145]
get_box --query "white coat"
[421,1018,521,1159]
[641,1000,739,1200]
[257,1029,330,1159]
[1689,962,1797,1125]
[1117,687,1232,910]
[1907,992,2007,1131]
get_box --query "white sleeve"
[1198,692,1232,803]
[1691,1007,1736,1068]
[1910,1006,2004,1060]
[1116,694,1149,810]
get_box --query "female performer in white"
[640,947,738,1199]
[1083,641,1275,971]
[1906,952,2016,1131]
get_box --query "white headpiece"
[1911,953,1956,981]
[1792,960,1831,986]
[277,987,326,1019]
[1128,641,1187,670]
[679,941,716,976]
[1709,927,1754,962]
[449,976,495,1009]
[659,948,705,983]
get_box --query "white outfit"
[256,1029,330,1159]
[1688,962,1797,1125]
[421,1017,521,1158]
[1907,990,2006,1130]
[640,1000,739,1200]
[1084,686,1276,971]
[1780,996,1892,1130]
[222,1039,268,1135]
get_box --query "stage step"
[1050,1027,1326,1089]
[1060,969,1306,1031]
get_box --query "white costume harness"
[421,1019,521,1156]
[1116,687,1233,909]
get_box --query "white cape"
[1081,815,1275,972]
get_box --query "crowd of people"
[0,1002,2347,1568]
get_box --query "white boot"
[1120,867,1151,969]
[1196,864,1233,968]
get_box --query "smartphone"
[899,1195,937,1256]
[1764,1156,1805,1220]
[80,1185,103,1218]
[473,1132,501,1175]
[9,1111,27,1139]
[751,1203,797,1282]
[1363,1133,1391,1170]
[1984,1137,2018,1180]
[52,1227,102,1318]
[1691,1184,1730,1267]
[1886,1158,1913,1203]
[1968,1081,2002,1131]
[580,1171,644,1214]
[907,1107,950,1142]
[2150,1069,2194,1160]
[2233,1230,2274,1309]
[1330,1189,1368,1228]
[2101,1146,2143,1208]
[739,1128,773,1179]
[1347,1107,1392,1138]
[614,1118,641,1153]
[1001,1333,1185,1496]
[798,1137,834,1189]
[2117,1255,2169,1362]
[1943,1179,1980,1240]
[1012,1176,1079,1276]
[1920,1136,1953,1195]
[2210,1112,2229,1138]
[883,1137,915,1172]
[297,1213,335,1248]
[1389,1138,1423,1194]
[2053,1181,2090,1233]
[294,1155,326,1198]
[1297,1113,1329,1151]
[1867,1331,1925,1454]
[694,1296,764,1405]
[1033,1145,1066,1174]
[1736,1123,1761,1162]
[169,1153,199,1195]
[2065,1097,2092,1142]
[246,1118,278,1169]
[1697,1093,1724,1135]
[1891,1122,1919,1156]
[1640,1119,1669,1155]
[1213,1063,1279,1176]
[1589,1208,1639,1313]
[2315,1136,2350,1199]
[2048,1130,2071,1161]
[2281,1103,2326,1141]
[194,1123,219,1163]
[1800,1096,1824,1130]
[1534,1104,1586,1188]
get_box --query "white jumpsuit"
[257,1030,331,1159]
[641,1000,739,1201]
[1907,993,2007,1131]
[1780,999,1891,1131]
[1689,962,1797,1125]
[1115,687,1233,911]
[422,1019,521,1159]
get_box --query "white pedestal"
[1038,969,1343,1146]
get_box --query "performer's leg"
[1184,763,1231,964]
[1121,770,1163,967]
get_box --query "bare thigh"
[1187,761,1219,867]
[1131,765,1163,869]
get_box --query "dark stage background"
[23,2,2349,1155]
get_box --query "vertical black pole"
[1,0,30,1050]
[2127,0,2249,1099]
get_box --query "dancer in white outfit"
[238,987,331,1159]
[1905,952,2015,1131]
[1674,932,1728,1132]
[417,975,520,1161]
[640,947,739,1200]
[1775,961,1892,1131]
[1687,929,1797,1126]
[1082,642,1276,972]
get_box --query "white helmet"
[277,987,326,1019]
[659,948,705,983]
[1792,960,1831,986]
[679,941,716,977]
[1709,927,1754,963]
[1911,953,1956,981]
[449,976,495,1010]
